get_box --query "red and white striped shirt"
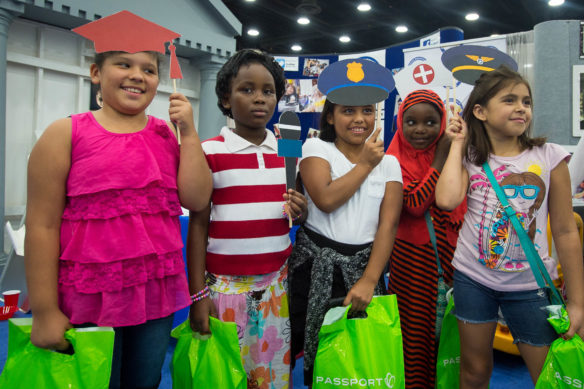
[202,127,292,275]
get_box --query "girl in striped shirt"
[187,49,307,389]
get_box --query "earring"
[96,90,103,108]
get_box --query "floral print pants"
[208,264,291,389]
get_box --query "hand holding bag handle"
[482,162,565,307]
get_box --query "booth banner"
[338,49,387,67]
[275,56,299,72]
[402,37,506,109]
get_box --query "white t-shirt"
[301,137,402,245]
[453,143,569,291]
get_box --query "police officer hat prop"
[317,58,395,106]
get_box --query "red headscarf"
[386,89,466,246]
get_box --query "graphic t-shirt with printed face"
[452,143,569,291]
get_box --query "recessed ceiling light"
[395,25,408,33]
[357,3,371,12]
[247,28,259,36]
[244,0,255,2]
[339,35,351,43]
[465,12,479,21]
[548,0,564,5]
[291,44,302,51]
[297,17,310,25]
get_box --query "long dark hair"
[463,65,545,165]
[318,99,337,142]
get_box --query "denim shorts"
[453,270,558,346]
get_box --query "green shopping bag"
[0,317,114,389]
[171,317,246,389]
[313,295,404,388]
[536,306,584,388]
[436,294,460,389]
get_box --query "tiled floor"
[1,311,534,388]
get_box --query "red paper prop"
[73,10,183,79]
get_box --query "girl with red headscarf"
[386,89,466,388]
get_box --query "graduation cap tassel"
[169,42,183,82]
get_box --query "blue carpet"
[1,311,533,388]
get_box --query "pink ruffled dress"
[58,112,191,327]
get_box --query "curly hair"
[215,49,286,118]
[463,65,546,165]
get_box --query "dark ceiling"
[221,0,584,55]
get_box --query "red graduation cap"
[73,10,183,79]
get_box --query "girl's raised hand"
[359,127,385,170]
[169,93,196,135]
[445,105,467,143]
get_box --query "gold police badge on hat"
[346,62,365,83]
[317,58,395,106]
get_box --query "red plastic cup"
[3,290,20,307]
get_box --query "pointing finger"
[369,127,382,142]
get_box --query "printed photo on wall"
[299,79,325,113]
[307,128,321,138]
[278,79,326,113]
[302,58,329,77]
[278,79,301,112]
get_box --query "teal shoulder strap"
[482,162,564,305]
[424,210,443,277]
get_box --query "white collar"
[220,126,278,153]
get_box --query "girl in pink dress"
[24,13,212,389]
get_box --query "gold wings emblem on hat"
[346,62,365,82]
[465,55,494,65]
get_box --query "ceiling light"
[548,0,564,5]
[247,28,259,36]
[291,44,302,51]
[297,17,310,25]
[465,12,479,21]
[395,25,408,33]
[357,3,371,12]
[244,0,255,2]
[339,35,351,43]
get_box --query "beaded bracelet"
[190,286,209,301]
[192,290,210,303]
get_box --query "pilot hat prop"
[441,44,517,85]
